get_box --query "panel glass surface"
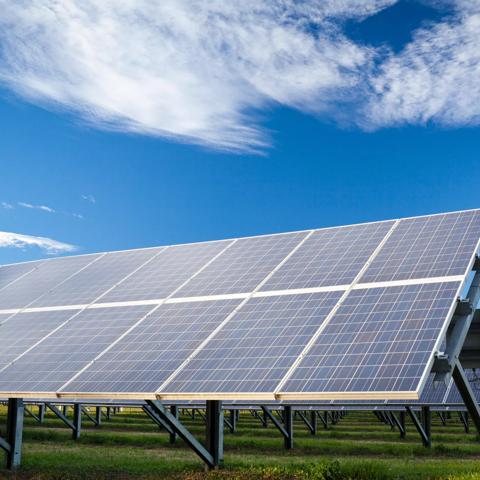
[64,299,241,394]
[282,282,460,395]
[0,310,78,369]
[0,255,101,310]
[361,210,480,283]
[174,232,308,297]
[0,261,42,293]
[30,248,163,308]
[446,369,480,404]
[0,305,153,392]
[260,221,394,291]
[100,241,232,303]
[163,291,342,394]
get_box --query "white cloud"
[0,1,479,148]
[363,3,480,128]
[0,231,76,253]
[0,0,393,151]
[18,202,56,213]
[81,194,96,204]
[1,202,13,209]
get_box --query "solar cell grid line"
[61,299,243,394]
[0,253,103,312]
[98,240,234,303]
[0,260,43,293]
[279,281,461,399]
[156,229,316,397]
[173,231,309,297]
[259,220,395,292]
[29,247,166,308]
[0,310,79,370]
[360,210,480,283]
[0,305,155,393]
[56,238,238,394]
[161,291,343,395]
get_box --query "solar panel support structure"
[44,403,81,439]
[452,360,480,435]
[169,405,178,444]
[260,406,293,449]
[38,403,45,424]
[145,400,221,469]
[0,398,25,469]
[95,407,102,426]
[406,407,431,447]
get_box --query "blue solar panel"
[0,254,101,311]
[0,305,153,392]
[0,261,42,292]
[260,221,394,291]
[174,232,308,297]
[30,248,163,307]
[62,299,241,394]
[361,211,480,283]
[161,292,342,394]
[281,282,460,395]
[99,241,232,303]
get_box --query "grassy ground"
[0,406,479,479]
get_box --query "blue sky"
[0,0,479,264]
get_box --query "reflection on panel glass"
[175,232,307,297]
[31,248,163,307]
[101,241,232,303]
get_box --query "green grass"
[0,407,479,479]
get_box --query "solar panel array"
[0,209,478,400]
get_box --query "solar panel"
[446,369,480,404]
[260,221,394,291]
[174,232,308,297]
[29,248,164,308]
[62,299,241,394]
[0,261,42,292]
[0,305,153,392]
[280,282,460,397]
[99,241,232,303]
[361,211,480,283]
[0,310,78,369]
[161,292,342,394]
[0,254,101,311]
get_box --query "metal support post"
[452,360,480,435]
[205,400,223,467]
[459,411,470,433]
[38,403,45,424]
[2,398,24,469]
[72,403,82,440]
[170,405,178,444]
[283,406,293,449]
[310,411,317,435]
[95,406,102,426]
[406,407,430,447]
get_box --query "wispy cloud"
[0,231,76,254]
[18,202,56,213]
[0,1,478,150]
[1,202,13,209]
[81,194,96,204]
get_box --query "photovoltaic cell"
[100,241,232,303]
[0,261,42,292]
[0,254,101,311]
[162,291,342,394]
[0,310,78,370]
[0,305,153,392]
[446,369,480,404]
[174,232,308,297]
[361,211,480,283]
[260,221,394,291]
[30,248,163,308]
[63,299,241,394]
[281,282,460,395]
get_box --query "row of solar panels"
[0,210,478,312]
[0,210,478,400]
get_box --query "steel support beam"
[459,411,470,433]
[206,401,223,466]
[170,405,178,444]
[72,403,82,440]
[95,406,102,426]
[390,411,406,438]
[297,410,315,435]
[452,360,480,435]
[45,403,80,439]
[224,410,237,434]
[145,400,219,469]
[81,406,100,426]
[0,398,25,469]
[143,404,174,434]
[283,406,293,449]
[406,407,430,447]
[38,403,45,424]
